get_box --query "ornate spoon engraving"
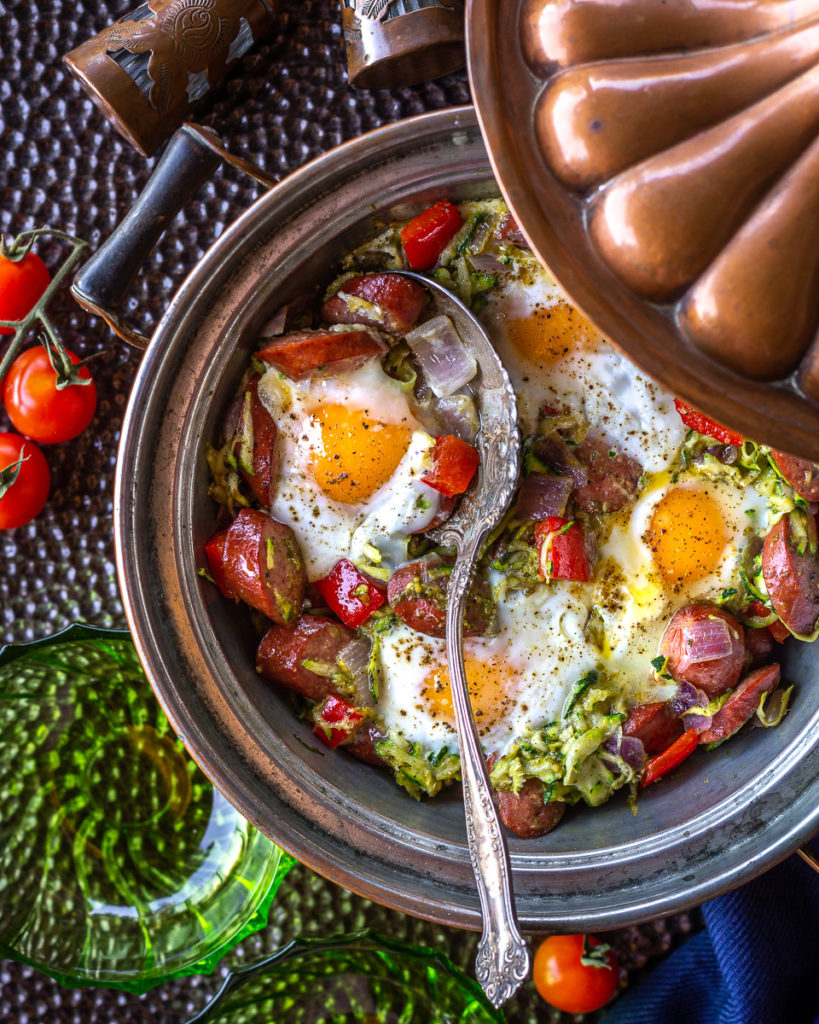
[399,272,527,1007]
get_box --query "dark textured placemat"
[0,2,699,1020]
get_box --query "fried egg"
[374,262,770,756]
[257,359,442,579]
[481,272,686,472]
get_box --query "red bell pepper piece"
[312,694,365,748]
[673,399,743,447]
[400,200,463,271]
[534,516,590,582]
[639,728,699,788]
[421,434,480,498]
[314,557,386,628]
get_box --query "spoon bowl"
[397,272,526,1007]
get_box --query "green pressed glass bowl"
[0,623,293,993]
[188,929,505,1024]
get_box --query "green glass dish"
[187,928,505,1024]
[0,623,293,993]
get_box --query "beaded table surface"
[0,1,697,1020]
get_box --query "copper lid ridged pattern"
[467,0,819,459]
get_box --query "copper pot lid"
[467,0,819,460]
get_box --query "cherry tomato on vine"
[0,433,50,529]
[0,251,51,334]
[4,346,97,443]
[532,933,618,1014]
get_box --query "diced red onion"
[530,433,589,490]
[434,394,480,443]
[337,639,374,709]
[469,252,506,273]
[681,709,713,734]
[515,473,572,520]
[258,295,315,337]
[669,681,707,717]
[669,682,712,733]
[685,616,734,664]
[600,733,646,775]
[404,315,477,398]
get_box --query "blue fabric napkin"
[599,839,819,1024]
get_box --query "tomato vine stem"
[0,227,91,389]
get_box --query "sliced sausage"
[321,273,428,335]
[341,722,388,768]
[204,527,235,599]
[762,515,819,636]
[221,509,305,625]
[387,553,495,639]
[257,614,355,701]
[744,625,775,669]
[698,663,781,746]
[622,701,682,756]
[573,436,643,514]
[232,374,278,508]
[255,328,387,380]
[496,779,566,839]
[660,604,745,699]
[771,451,819,502]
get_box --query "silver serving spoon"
[398,271,527,1007]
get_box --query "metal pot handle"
[71,123,277,350]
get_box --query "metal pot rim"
[115,106,819,930]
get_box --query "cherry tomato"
[4,346,97,443]
[533,934,618,1014]
[0,251,51,334]
[0,433,50,529]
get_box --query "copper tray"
[467,0,819,460]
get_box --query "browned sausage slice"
[222,509,306,625]
[232,374,278,508]
[257,614,356,701]
[698,663,781,746]
[342,722,388,767]
[321,273,428,335]
[496,779,566,839]
[744,625,775,668]
[660,604,745,699]
[622,701,682,755]
[762,515,819,636]
[573,436,643,513]
[387,553,495,639]
[255,328,387,380]
[771,451,819,502]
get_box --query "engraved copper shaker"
[341,0,465,89]
[63,0,277,157]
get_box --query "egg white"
[257,359,442,579]
[373,266,770,757]
[481,270,687,472]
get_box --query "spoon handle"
[445,540,530,1009]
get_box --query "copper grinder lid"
[467,0,819,460]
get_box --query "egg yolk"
[645,485,728,586]
[421,653,516,733]
[309,404,413,504]
[505,301,601,368]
